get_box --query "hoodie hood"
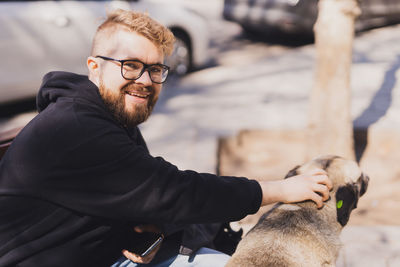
[37,71,103,112]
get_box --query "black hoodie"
[0,72,262,266]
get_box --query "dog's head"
[285,155,369,227]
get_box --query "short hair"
[91,9,175,57]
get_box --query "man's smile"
[124,89,151,104]
[125,90,150,98]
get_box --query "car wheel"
[167,30,192,76]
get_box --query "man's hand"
[122,225,162,264]
[259,168,333,208]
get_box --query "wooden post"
[308,0,361,160]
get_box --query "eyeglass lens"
[122,61,168,83]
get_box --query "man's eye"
[124,62,142,70]
[150,67,162,73]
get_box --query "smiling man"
[89,19,168,127]
[0,9,332,267]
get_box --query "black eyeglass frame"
[96,55,170,84]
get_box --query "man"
[0,9,332,267]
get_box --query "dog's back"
[226,155,369,267]
[226,203,341,267]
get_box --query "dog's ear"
[358,174,369,197]
[316,156,339,170]
[284,165,300,179]
[336,184,359,226]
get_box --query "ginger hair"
[91,9,175,57]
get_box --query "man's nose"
[135,70,153,86]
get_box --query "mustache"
[122,83,153,94]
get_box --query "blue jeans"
[111,247,230,267]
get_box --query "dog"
[226,155,369,267]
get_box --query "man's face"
[93,30,164,127]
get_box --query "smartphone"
[128,231,164,257]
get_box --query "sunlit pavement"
[141,23,400,174]
[337,226,400,266]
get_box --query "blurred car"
[223,0,400,36]
[0,0,211,105]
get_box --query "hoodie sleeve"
[12,100,262,225]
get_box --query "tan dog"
[226,155,369,267]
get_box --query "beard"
[98,80,158,128]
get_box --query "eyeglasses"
[96,55,170,84]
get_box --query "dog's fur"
[226,155,369,267]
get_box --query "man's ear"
[87,56,100,86]
[336,184,359,226]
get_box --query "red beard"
[98,81,158,127]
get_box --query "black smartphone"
[128,231,164,257]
